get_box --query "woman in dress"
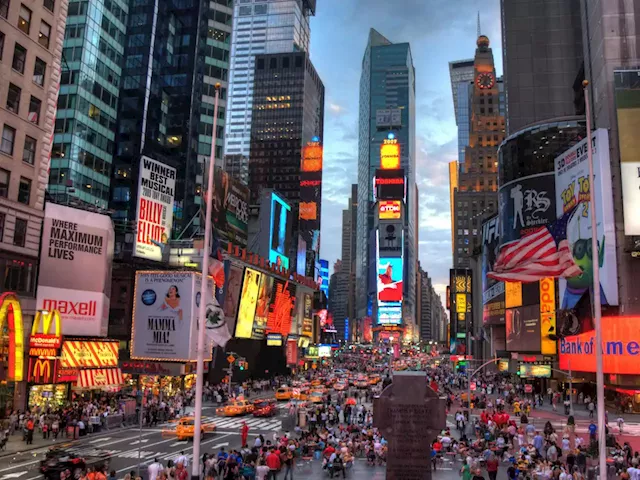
[160,286,183,321]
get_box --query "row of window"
[0,124,37,165]
[0,0,54,20]
[0,154,32,205]
[16,3,52,48]
[0,33,48,87]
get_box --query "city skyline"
[313,0,502,301]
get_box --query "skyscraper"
[356,29,416,324]
[48,0,129,208]
[223,0,315,177]
[449,59,475,165]
[0,0,67,298]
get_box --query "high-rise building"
[108,0,232,252]
[47,0,128,208]
[449,59,475,165]
[356,29,416,323]
[452,36,504,268]
[248,51,324,269]
[500,0,584,135]
[0,0,67,299]
[223,0,315,176]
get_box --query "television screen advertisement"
[211,167,249,248]
[234,268,262,338]
[222,262,243,338]
[505,304,541,352]
[302,293,313,337]
[378,305,402,325]
[482,215,505,325]
[554,129,618,309]
[498,172,556,246]
[132,272,195,361]
[36,203,114,337]
[134,156,176,261]
[252,274,274,340]
[377,257,403,305]
[270,192,291,269]
[375,169,405,200]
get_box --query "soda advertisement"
[554,129,618,309]
[134,156,176,261]
[234,268,262,338]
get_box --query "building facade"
[449,59,475,165]
[356,28,416,324]
[223,0,315,176]
[0,0,67,306]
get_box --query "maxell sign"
[36,203,114,337]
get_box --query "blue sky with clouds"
[312,0,503,299]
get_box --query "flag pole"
[192,82,221,480]
[583,80,606,480]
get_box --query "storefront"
[61,340,123,397]
[28,384,68,409]
[120,361,184,398]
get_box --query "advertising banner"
[28,357,57,384]
[378,304,402,324]
[286,339,298,365]
[498,172,556,246]
[131,272,212,361]
[554,129,618,308]
[270,193,291,269]
[482,216,505,325]
[377,257,403,304]
[379,200,401,220]
[36,203,114,337]
[252,274,274,340]
[61,340,118,368]
[614,70,640,235]
[539,277,557,355]
[234,268,261,338]
[266,279,295,337]
[212,167,249,248]
[266,333,283,346]
[505,305,541,352]
[222,262,243,338]
[375,169,405,200]
[134,156,176,261]
[380,138,400,170]
[559,316,640,374]
[302,293,313,337]
[519,364,551,378]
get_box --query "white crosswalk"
[207,416,283,431]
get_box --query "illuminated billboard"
[378,304,402,325]
[252,273,274,340]
[269,193,291,269]
[378,200,401,220]
[301,141,323,172]
[380,138,400,169]
[375,168,405,200]
[266,279,296,337]
[234,268,262,338]
[377,257,403,304]
[519,364,551,378]
[318,345,332,357]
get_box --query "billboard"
[266,333,283,346]
[299,140,322,258]
[212,167,249,248]
[380,138,400,170]
[377,257,403,304]
[221,262,243,338]
[36,203,114,337]
[301,142,323,172]
[376,108,402,128]
[554,129,618,308]
[539,277,557,355]
[266,279,296,337]
[61,340,118,368]
[252,274,274,340]
[505,305,541,352]
[519,364,551,378]
[302,293,313,337]
[375,169,405,200]
[482,216,505,325]
[378,304,402,325]
[131,271,213,361]
[270,192,291,269]
[559,316,640,374]
[498,172,556,246]
[379,200,401,220]
[134,156,176,261]
[614,70,640,235]
[235,268,262,338]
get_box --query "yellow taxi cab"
[172,416,216,441]
[275,387,292,401]
[333,381,347,391]
[354,379,369,388]
[309,389,325,403]
[217,399,255,417]
[293,387,309,401]
[368,375,381,385]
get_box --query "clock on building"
[475,72,495,89]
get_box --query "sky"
[313,0,503,301]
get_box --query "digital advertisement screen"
[375,168,405,200]
[379,200,401,219]
[377,257,403,304]
[378,304,402,324]
[269,193,291,269]
[266,279,296,337]
[318,345,332,357]
[252,274,274,340]
[505,304,541,352]
[234,268,262,338]
[498,359,509,372]
[519,364,551,378]
[266,333,283,347]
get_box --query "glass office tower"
[356,29,416,322]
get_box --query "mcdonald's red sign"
[28,357,57,384]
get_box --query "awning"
[75,368,123,389]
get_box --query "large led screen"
[377,257,403,304]
[234,268,262,338]
[269,193,291,269]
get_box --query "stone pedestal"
[374,371,446,480]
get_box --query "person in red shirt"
[323,444,336,459]
[486,453,499,480]
[241,422,249,448]
[265,448,281,479]
[175,462,188,480]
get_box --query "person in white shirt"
[175,451,188,467]
[148,458,163,480]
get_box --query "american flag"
[488,207,582,283]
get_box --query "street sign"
[227,355,236,364]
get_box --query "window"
[1,125,15,155]
[12,44,26,73]
[18,4,31,34]
[22,135,35,164]
[39,21,51,48]
[0,213,4,242]
[0,168,8,197]
[0,31,4,60]
[0,0,8,18]
[17,177,30,204]
[28,96,41,124]
[13,218,27,247]
[33,57,45,86]
[43,0,54,11]
[6,83,21,113]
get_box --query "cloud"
[328,103,345,115]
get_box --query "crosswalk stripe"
[262,421,282,431]
[243,419,264,427]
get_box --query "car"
[173,416,216,441]
[309,391,325,403]
[310,379,322,387]
[217,399,255,416]
[355,380,369,389]
[275,387,292,401]
[253,399,277,417]
[293,387,309,401]
[333,382,347,391]
[40,447,111,480]
[368,375,381,385]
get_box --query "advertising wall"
[498,172,556,246]
[299,141,322,253]
[212,167,250,248]
[131,271,213,361]
[482,216,505,325]
[375,169,405,200]
[505,304,540,352]
[554,129,618,309]
[270,192,291,269]
[252,274,273,340]
[221,262,243,339]
[134,156,176,261]
[235,268,262,339]
[377,257,403,304]
[302,292,313,337]
[36,203,114,337]
[61,340,118,368]
[266,279,296,337]
[559,317,640,374]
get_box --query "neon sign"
[0,292,25,381]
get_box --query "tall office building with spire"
[223,0,316,182]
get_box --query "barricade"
[105,414,124,430]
